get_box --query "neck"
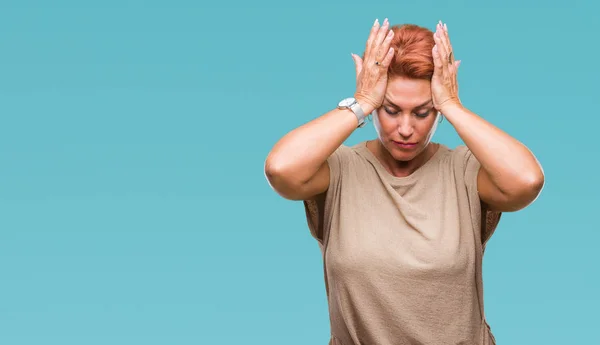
[371,140,438,178]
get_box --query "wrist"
[354,96,376,115]
[438,100,463,117]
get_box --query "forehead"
[385,77,432,108]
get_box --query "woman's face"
[373,76,440,162]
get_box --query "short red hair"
[387,24,435,80]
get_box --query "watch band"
[338,97,367,128]
[349,101,367,128]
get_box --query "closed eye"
[384,107,399,115]
[415,108,434,117]
[385,106,434,118]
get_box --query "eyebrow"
[384,98,433,110]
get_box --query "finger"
[378,28,395,61]
[443,24,455,66]
[454,60,461,92]
[442,22,453,54]
[434,22,449,61]
[381,47,395,67]
[364,19,380,58]
[433,31,449,77]
[432,44,444,77]
[370,18,390,61]
[451,60,461,79]
[351,53,363,80]
[438,21,453,64]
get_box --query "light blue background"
[0,1,597,344]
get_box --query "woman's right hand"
[351,18,396,115]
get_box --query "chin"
[386,142,423,162]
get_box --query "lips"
[392,141,417,149]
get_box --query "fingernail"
[444,23,447,31]
[384,18,388,25]
[374,19,379,26]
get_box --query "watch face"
[339,97,355,107]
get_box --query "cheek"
[374,111,439,139]
[374,110,395,133]
[417,119,435,133]
[373,110,384,135]
[420,114,440,139]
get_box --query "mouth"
[392,140,418,149]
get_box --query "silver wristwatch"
[338,97,367,128]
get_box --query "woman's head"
[372,24,439,162]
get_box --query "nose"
[397,115,414,138]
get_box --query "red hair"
[387,24,435,80]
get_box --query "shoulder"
[332,142,365,159]
[328,141,370,173]
[447,144,477,165]
[428,143,481,198]
[444,144,502,245]
[438,144,481,178]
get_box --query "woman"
[264,19,544,345]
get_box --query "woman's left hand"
[431,21,461,113]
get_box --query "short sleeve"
[303,145,351,251]
[456,145,502,249]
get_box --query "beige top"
[304,141,502,345]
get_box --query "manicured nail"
[444,23,447,31]
[374,19,379,26]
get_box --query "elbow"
[478,161,545,212]
[526,157,546,199]
[264,156,286,188]
[264,155,293,183]
[511,152,546,204]
[264,157,303,200]
[527,171,545,196]
[521,163,545,197]
[507,171,545,210]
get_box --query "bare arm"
[442,103,544,212]
[264,107,363,200]
[432,21,544,212]
[265,18,396,200]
